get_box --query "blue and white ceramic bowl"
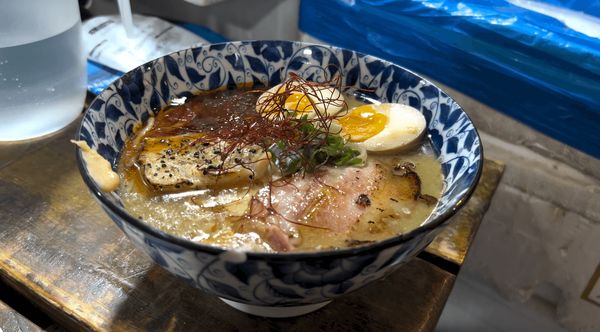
[76,41,482,317]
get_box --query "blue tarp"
[300,0,600,158]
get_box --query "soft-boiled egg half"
[256,82,345,118]
[337,103,427,153]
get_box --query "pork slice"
[138,136,267,191]
[310,163,384,232]
[236,213,295,252]
[240,162,384,251]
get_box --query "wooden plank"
[0,300,43,332]
[0,118,493,331]
[425,159,505,266]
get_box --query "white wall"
[439,83,600,332]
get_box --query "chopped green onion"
[267,116,366,176]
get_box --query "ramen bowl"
[75,40,482,317]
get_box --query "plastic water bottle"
[0,0,86,141]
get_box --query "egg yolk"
[285,93,313,113]
[338,105,388,142]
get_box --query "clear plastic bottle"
[0,0,86,141]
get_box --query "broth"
[118,86,442,252]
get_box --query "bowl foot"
[219,298,331,318]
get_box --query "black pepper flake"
[153,173,158,177]
[249,148,257,154]
[213,149,221,155]
[248,174,254,179]
[376,207,385,212]
[390,198,399,202]
[175,184,181,189]
[355,194,371,207]
[368,220,375,224]
[234,158,241,164]
[193,152,200,158]
[169,174,173,178]
[169,156,175,160]
[202,142,210,146]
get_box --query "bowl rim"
[75,40,484,261]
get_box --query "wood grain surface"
[0,119,501,331]
[425,159,504,266]
[0,299,42,332]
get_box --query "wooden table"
[0,118,503,332]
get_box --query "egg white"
[256,82,345,118]
[347,103,427,154]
